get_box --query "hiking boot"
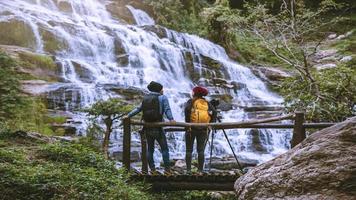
[150,169,159,175]
[164,167,172,176]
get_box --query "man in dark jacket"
[184,86,216,173]
[126,81,175,173]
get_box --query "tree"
[84,98,132,158]
[234,0,346,96]
[226,0,354,121]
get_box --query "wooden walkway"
[130,171,241,191]
[123,112,335,191]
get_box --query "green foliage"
[84,98,133,156]
[0,52,66,136]
[0,137,151,200]
[84,98,132,119]
[201,0,240,44]
[280,64,355,122]
[0,51,24,121]
[144,0,210,36]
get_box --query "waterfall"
[0,0,291,165]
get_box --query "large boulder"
[0,19,36,49]
[234,117,356,200]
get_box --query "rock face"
[251,66,291,86]
[234,117,356,200]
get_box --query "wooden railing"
[122,112,335,172]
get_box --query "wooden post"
[140,130,148,174]
[291,111,306,148]
[123,117,131,171]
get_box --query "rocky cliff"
[234,116,356,200]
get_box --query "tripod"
[209,117,244,172]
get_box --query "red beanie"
[192,86,208,96]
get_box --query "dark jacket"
[184,98,217,123]
[127,92,174,121]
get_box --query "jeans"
[145,128,170,170]
[185,128,209,171]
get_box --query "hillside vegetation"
[145,0,356,121]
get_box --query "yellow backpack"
[190,98,211,123]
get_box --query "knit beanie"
[147,81,163,93]
[192,86,208,96]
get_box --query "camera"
[210,99,220,109]
[210,99,223,120]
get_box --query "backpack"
[142,94,162,122]
[190,98,211,123]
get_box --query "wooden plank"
[131,113,294,128]
[291,112,305,148]
[163,123,335,132]
[123,117,131,171]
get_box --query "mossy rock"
[17,51,61,81]
[0,20,36,49]
[201,54,223,70]
[19,51,56,70]
[40,28,68,54]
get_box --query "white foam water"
[0,0,291,165]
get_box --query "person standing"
[184,86,216,173]
[126,81,175,173]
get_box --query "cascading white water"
[0,0,291,165]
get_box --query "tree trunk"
[103,116,113,159]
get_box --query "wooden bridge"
[122,112,334,191]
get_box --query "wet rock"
[314,49,337,60]
[45,85,83,110]
[113,37,130,66]
[235,117,356,199]
[50,124,77,136]
[315,63,337,70]
[106,85,146,101]
[212,78,228,85]
[328,33,337,39]
[201,54,223,70]
[0,19,36,49]
[116,54,130,66]
[112,148,141,162]
[246,111,283,119]
[15,50,61,82]
[71,61,94,83]
[340,55,352,63]
[231,81,247,90]
[106,1,135,24]
[40,28,68,54]
[249,129,271,153]
[217,101,233,111]
[21,80,53,95]
[243,105,284,112]
[56,1,73,13]
[251,66,291,82]
[207,156,258,170]
[142,25,167,38]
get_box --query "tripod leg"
[216,118,244,172]
[221,129,243,171]
[209,130,214,171]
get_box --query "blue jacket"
[127,92,174,121]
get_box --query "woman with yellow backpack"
[184,86,217,174]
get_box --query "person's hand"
[122,115,129,120]
[169,120,176,124]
